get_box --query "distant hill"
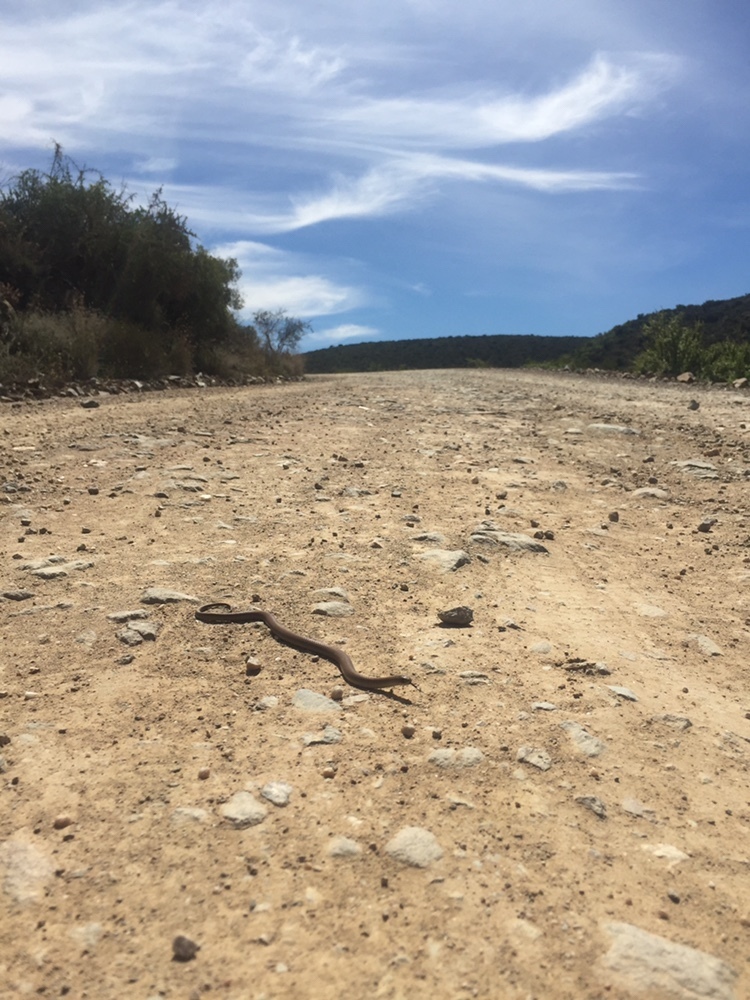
[302,333,584,373]
[303,292,750,375]
[570,292,750,370]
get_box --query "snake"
[195,603,414,692]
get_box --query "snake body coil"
[195,603,413,692]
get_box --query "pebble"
[52,815,74,830]
[607,685,638,702]
[532,702,557,712]
[106,609,149,622]
[219,791,267,828]
[293,689,342,714]
[254,696,279,711]
[631,487,669,499]
[1,590,34,601]
[686,633,722,656]
[170,807,208,825]
[575,795,607,819]
[303,725,343,746]
[587,423,639,435]
[428,747,484,768]
[140,587,199,604]
[0,834,55,902]
[384,826,443,868]
[530,641,553,654]
[560,721,606,757]
[469,525,549,552]
[651,714,692,731]
[401,725,416,739]
[418,549,472,572]
[516,746,552,771]
[172,935,200,961]
[312,601,354,618]
[621,798,655,819]
[641,843,690,864]
[437,605,474,626]
[260,782,292,806]
[602,922,736,1000]
[327,836,362,858]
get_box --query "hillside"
[303,333,583,373]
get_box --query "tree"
[251,309,310,356]
[634,311,703,376]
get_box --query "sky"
[2,1,750,351]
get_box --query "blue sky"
[2,1,749,350]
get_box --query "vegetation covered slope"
[303,333,583,373]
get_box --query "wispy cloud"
[211,240,366,318]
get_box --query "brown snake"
[195,603,414,692]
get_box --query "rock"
[219,791,267,828]
[676,371,695,382]
[260,782,292,806]
[632,487,669,499]
[560,721,606,757]
[641,843,690,865]
[292,689,342,713]
[650,714,692,731]
[469,523,548,553]
[687,633,722,656]
[170,807,209,825]
[19,555,94,578]
[0,833,55,902]
[607,685,638,702]
[141,587,199,604]
[688,399,700,410]
[621,798,655,819]
[732,377,747,389]
[302,725,342,745]
[587,423,639,435]
[672,459,718,480]
[428,747,484,768]
[312,601,353,618]
[384,827,443,868]
[80,398,100,409]
[312,587,349,601]
[106,609,149,622]
[635,603,668,618]
[517,746,552,770]
[172,935,200,961]
[697,519,717,533]
[418,549,471,572]
[575,795,607,819]
[437,605,474,626]
[601,921,736,999]
[532,702,557,712]
[328,836,362,858]
[1,590,34,601]
[530,641,553,654]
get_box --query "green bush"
[634,312,704,376]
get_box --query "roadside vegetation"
[0,147,307,386]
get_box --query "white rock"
[517,746,552,771]
[560,721,606,757]
[418,549,471,572]
[0,834,55,902]
[293,689,342,713]
[602,921,736,999]
[219,792,267,828]
[428,747,484,768]
[327,836,362,858]
[384,826,443,868]
[260,782,292,806]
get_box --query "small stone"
[260,782,292,806]
[312,601,353,618]
[530,641,553,654]
[428,747,484,768]
[80,398,100,409]
[401,725,416,739]
[602,921,736,999]
[172,935,200,961]
[245,656,261,676]
[532,702,557,712]
[608,511,619,523]
[106,609,149,622]
[687,399,700,410]
[321,766,336,779]
[576,795,607,819]
[52,815,74,830]
[384,826,443,868]
[141,587,199,604]
[607,685,638,702]
[418,549,472,572]
[621,798,655,819]
[219,791,267,828]
[516,746,552,771]
[328,836,362,858]
[437,605,474,626]
[561,721,606,757]
[1,590,34,601]
[293,689,342,713]
[697,519,717,533]
[687,633,722,656]
[198,768,210,780]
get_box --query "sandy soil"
[1,368,749,999]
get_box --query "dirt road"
[1,369,749,998]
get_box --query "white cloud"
[211,240,366,318]
[305,323,378,345]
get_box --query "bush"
[634,312,703,376]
